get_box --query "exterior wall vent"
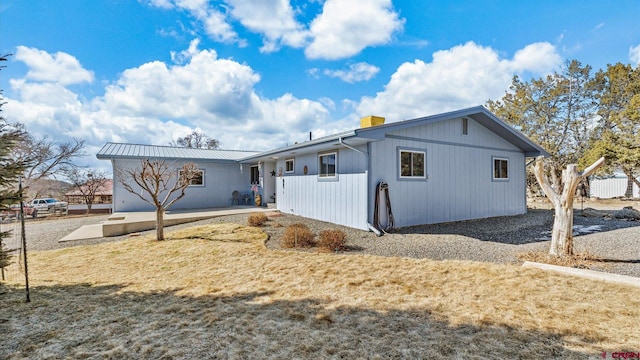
[360,116,385,128]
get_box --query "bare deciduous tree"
[116,160,199,240]
[171,130,220,149]
[10,130,85,194]
[65,169,110,214]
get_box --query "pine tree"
[0,54,30,278]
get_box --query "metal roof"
[240,105,549,161]
[97,107,548,163]
[97,143,260,162]
[238,129,361,162]
[354,106,550,157]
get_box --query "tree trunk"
[624,168,634,198]
[156,207,165,241]
[533,157,605,257]
[550,204,574,256]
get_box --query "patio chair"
[231,191,241,205]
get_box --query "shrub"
[318,230,346,252]
[247,212,268,227]
[281,223,316,248]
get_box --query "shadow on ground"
[0,283,612,359]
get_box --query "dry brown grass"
[517,250,606,269]
[2,223,639,359]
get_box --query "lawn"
[1,223,639,359]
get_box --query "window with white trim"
[285,158,294,173]
[400,150,425,178]
[318,152,337,178]
[493,158,509,180]
[179,169,205,186]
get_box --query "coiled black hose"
[373,181,394,232]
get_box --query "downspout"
[339,137,380,235]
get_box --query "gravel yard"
[9,201,640,278]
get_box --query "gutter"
[338,137,368,156]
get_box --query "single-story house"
[97,106,549,231]
[64,179,114,214]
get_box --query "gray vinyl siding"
[274,146,368,177]
[368,117,527,228]
[274,145,369,229]
[113,159,249,212]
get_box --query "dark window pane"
[401,152,411,176]
[251,166,259,184]
[494,159,508,179]
[412,153,424,176]
[191,171,203,185]
[500,160,508,178]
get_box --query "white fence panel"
[276,173,368,230]
[590,177,639,198]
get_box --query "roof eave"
[239,131,359,162]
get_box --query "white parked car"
[30,198,68,214]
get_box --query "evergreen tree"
[0,55,30,277]
[487,60,605,257]
[581,63,640,197]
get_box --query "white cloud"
[356,41,563,122]
[101,47,262,121]
[146,0,174,9]
[5,45,331,170]
[305,0,404,60]
[144,0,404,59]
[226,0,309,52]
[324,62,380,83]
[510,42,563,74]
[630,44,640,66]
[14,46,94,85]
[307,68,321,79]
[170,38,201,64]
[148,0,240,43]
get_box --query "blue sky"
[1,0,639,172]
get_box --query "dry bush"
[247,212,268,227]
[517,250,605,269]
[281,223,315,248]
[317,230,346,252]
